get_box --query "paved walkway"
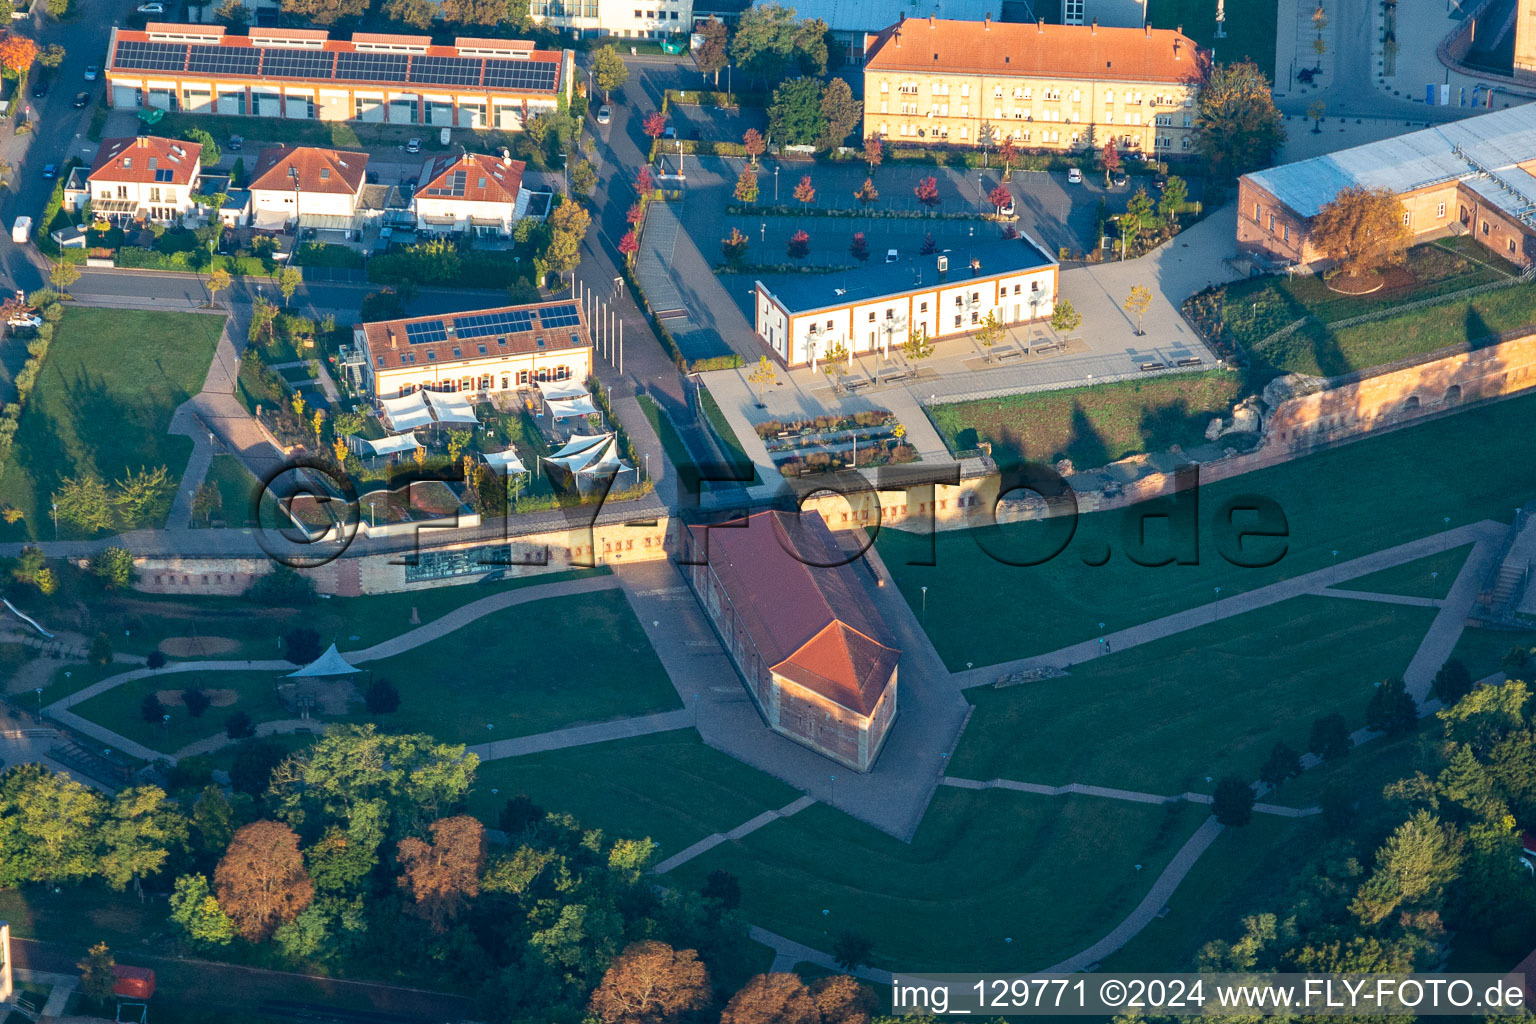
[652,794,817,874]
[466,708,693,761]
[941,777,1319,818]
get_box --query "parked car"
[1112,171,1128,188]
[73,91,90,108]
[136,2,165,11]
[1153,173,1167,190]
[998,197,1015,216]
[226,134,243,152]
[41,164,57,180]
[7,312,41,329]
[662,125,676,140]
[30,73,49,98]
[885,249,899,263]
[405,137,422,153]
[1066,167,1083,184]
[83,65,99,81]
[596,105,611,124]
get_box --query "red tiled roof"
[864,17,1208,84]
[250,145,367,196]
[689,511,899,717]
[88,136,202,186]
[360,300,591,372]
[417,151,525,206]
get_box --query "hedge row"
[724,202,988,221]
[663,87,767,109]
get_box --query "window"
[1402,211,1410,226]
[1437,202,1446,218]
[1268,214,1275,232]
[1254,202,1261,221]
[953,315,962,327]
[960,83,970,97]
[919,301,928,312]
[1510,238,1518,253]
[868,311,876,322]
[1105,90,1114,104]
[880,81,889,93]
[1482,220,1490,235]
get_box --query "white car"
[998,197,1015,216]
[405,137,422,154]
[7,312,42,329]
[136,2,165,11]
[885,249,899,263]
[1067,167,1084,184]
[596,105,611,125]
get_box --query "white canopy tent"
[286,643,361,678]
[378,391,433,431]
[546,395,599,420]
[544,433,611,472]
[535,379,588,402]
[427,389,480,425]
[359,433,421,457]
[482,449,528,474]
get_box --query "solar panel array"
[538,304,581,329]
[424,169,467,197]
[452,309,533,339]
[404,319,448,346]
[110,38,559,93]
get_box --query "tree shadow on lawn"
[994,400,1113,468]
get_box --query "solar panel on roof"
[409,55,483,87]
[111,40,188,72]
[452,310,533,339]
[404,319,448,345]
[482,59,558,91]
[538,304,581,329]
[185,44,260,76]
[336,51,409,82]
[260,47,335,79]
[154,169,173,182]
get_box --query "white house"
[248,144,369,231]
[412,150,542,237]
[528,0,691,41]
[74,135,204,225]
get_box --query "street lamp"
[921,585,928,622]
[760,221,766,244]
[51,501,57,540]
[774,165,779,203]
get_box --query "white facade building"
[74,135,204,224]
[529,0,692,41]
[412,150,537,237]
[247,145,368,230]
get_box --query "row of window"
[878,81,1189,106]
[389,367,575,396]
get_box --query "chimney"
[1091,17,1097,33]
[928,12,934,27]
[898,10,904,22]
[984,11,990,28]
[1037,17,1044,31]
[389,328,398,349]
[1145,22,1151,36]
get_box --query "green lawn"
[1150,0,1279,77]
[1450,624,1536,682]
[0,308,225,539]
[468,731,800,856]
[636,394,695,481]
[668,789,1208,971]
[948,595,1435,794]
[70,669,290,753]
[877,388,1536,669]
[203,453,259,526]
[1331,542,1471,600]
[926,371,1243,464]
[699,386,758,482]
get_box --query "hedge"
[111,248,270,276]
[295,242,364,269]
[33,157,83,256]
[663,87,767,109]
[723,202,988,222]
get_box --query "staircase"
[49,737,135,786]
[1479,507,1536,621]
[1490,561,1527,608]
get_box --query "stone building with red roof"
[683,510,899,772]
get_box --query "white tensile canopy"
[360,433,420,457]
[546,395,599,419]
[482,449,528,474]
[545,433,611,472]
[378,391,433,431]
[535,379,588,401]
[427,389,480,424]
[286,643,360,678]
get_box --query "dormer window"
[122,158,132,168]
[320,168,330,179]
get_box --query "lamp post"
[921,585,928,622]
[774,165,779,203]
[760,221,766,245]
[51,501,58,540]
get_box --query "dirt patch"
[1326,272,1389,295]
[157,688,239,707]
[158,636,241,657]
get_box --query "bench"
[1176,357,1204,367]
[1139,361,1168,371]
[995,349,1025,361]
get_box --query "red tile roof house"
[248,144,368,231]
[412,149,548,237]
[68,135,204,226]
[683,510,900,773]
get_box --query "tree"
[974,311,1004,362]
[498,793,544,835]
[786,229,810,261]
[1349,810,1464,925]
[182,686,212,718]
[811,976,875,1024]
[571,159,596,198]
[902,327,934,363]
[0,35,38,78]
[854,177,878,205]
[226,711,256,740]
[364,677,401,715]
[742,128,765,167]
[849,231,870,263]
[1309,713,1353,760]
[589,940,712,1024]
[592,45,628,101]
[248,295,278,347]
[1259,741,1302,791]
[746,355,777,406]
[643,111,667,141]
[178,126,220,167]
[146,650,167,671]
[913,176,940,210]
[618,230,640,263]
[1051,298,1083,334]
[397,815,485,933]
[53,473,113,533]
[191,786,234,854]
[1366,676,1418,736]
[77,943,115,1006]
[170,873,236,947]
[863,135,883,175]
[284,627,322,665]
[382,0,434,27]
[1100,137,1121,185]
[48,259,79,293]
[696,17,728,86]
[1125,187,1155,238]
[1195,61,1286,178]
[279,0,367,25]
[1311,185,1412,279]
[832,929,873,970]
[817,78,861,152]
[215,821,315,941]
[1307,98,1327,133]
[793,174,815,205]
[1433,659,1474,706]
[141,693,166,725]
[988,184,1012,213]
[90,546,134,589]
[1158,175,1189,225]
[214,0,251,23]
[919,232,937,255]
[731,3,803,83]
[720,226,751,269]
[89,632,112,665]
[113,464,174,527]
[1211,776,1256,826]
[0,765,106,885]
[768,77,826,148]
[702,868,741,910]
[722,973,820,1024]
[205,266,232,309]
[1123,285,1153,335]
[276,265,302,306]
[100,785,188,892]
[635,165,655,196]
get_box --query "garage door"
[355,96,383,122]
[184,90,212,114]
[216,92,243,116]
[112,84,140,108]
[146,89,172,110]
[285,95,313,119]
[427,101,452,127]
[494,104,521,130]
[253,92,281,117]
[388,96,417,123]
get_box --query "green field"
[203,453,259,526]
[949,595,1433,794]
[1150,0,1279,77]
[926,371,1244,464]
[1450,624,1536,682]
[1331,542,1471,599]
[877,388,1536,669]
[0,308,225,538]
[468,731,799,856]
[668,789,1208,971]
[70,669,290,753]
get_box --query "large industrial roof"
[786,0,995,34]
[1245,103,1536,220]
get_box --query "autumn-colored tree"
[999,135,1018,176]
[862,134,883,174]
[722,973,820,1024]
[397,814,485,933]
[1311,184,1412,279]
[214,820,314,941]
[786,229,810,261]
[853,178,879,205]
[696,16,728,86]
[626,202,645,227]
[642,111,668,140]
[635,165,655,195]
[849,231,870,262]
[618,230,640,263]
[733,168,760,204]
[1194,60,1285,178]
[77,943,115,1006]
[206,266,232,308]
[988,184,1012,212]
[746,355,776,406]
[1099,137,1121,185]
[1123,284,1153,335]
[589,940,713,1024]
[742,128,765,166]
[811,975,877,1024]
[913,176,940,210]
[721,226,750,268]
[0,35,39,78]
[792,174,815,205]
